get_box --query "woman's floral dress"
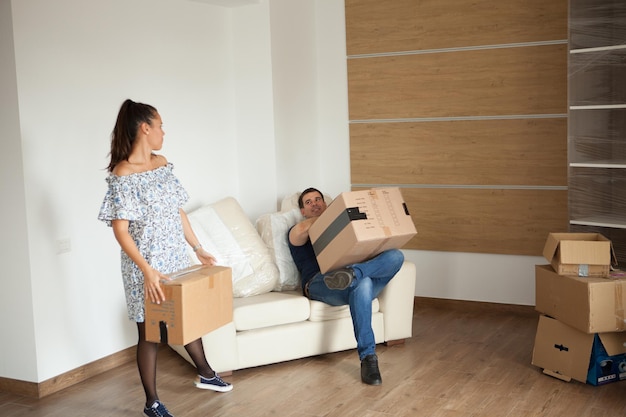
[98,163,191,322]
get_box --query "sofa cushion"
[308,298,380,322]
[233,291,310,331]
[255,208,303,291]
[187,197,278,298]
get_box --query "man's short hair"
[298,187,323,209]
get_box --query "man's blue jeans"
[306,249,405,360]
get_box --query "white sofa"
[169,196,417,373]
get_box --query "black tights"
[136,322,215,406]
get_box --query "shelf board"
[570,44,626,54]
[570,215,626,229]
[570,104,626,110]
[570,160,626,168]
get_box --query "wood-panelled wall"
[346,0,570,256]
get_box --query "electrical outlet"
[56,238,71,254]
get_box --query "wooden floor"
[2,297,626,417]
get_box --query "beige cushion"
[187,197,278,297]
[255,208,303,291]
[308,298,379,322]
[251,191,331,292]
[232,291,310,331]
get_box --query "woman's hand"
[143,266,170,304]
[112,219,170,304]
[195,248,217,266]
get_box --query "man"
[287,187,405,385]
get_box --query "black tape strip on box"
[312,207,367,256]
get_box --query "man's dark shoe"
[324,268,354,290]
[361,354,382,385]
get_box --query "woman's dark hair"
[298,187,323,208]
[107,99,157,172]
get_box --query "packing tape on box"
[168,265,204,279]
[312,207,367,255]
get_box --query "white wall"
[4,0,254,383]
[1,0,541,384]
[0,0,38,385]
[406,251,542,306]
[231,3,278,218]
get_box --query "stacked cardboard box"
[532,233,626,385]
[542,232,614,277]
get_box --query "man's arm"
[288,217,318,246]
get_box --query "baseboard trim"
[414,296,537,316]
[1,298,535,399]
[0,346,136,398]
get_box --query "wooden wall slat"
[361,187,569,256]
[350,118,567,186]
[345,0,568,56]
[347,44,567,120]
[346,0,568,257]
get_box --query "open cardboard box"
[542,232,615,277]
[532,315,626,386]
[309,187,417,273]
[145,265,233,345]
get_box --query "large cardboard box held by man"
[532,315,626,385]
[542,232,614,277]
[535,264,626,333]
[308,187,417,274]
[145,265,233,345]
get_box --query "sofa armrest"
[377,260,416,342]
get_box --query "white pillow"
[187,197,278,297]
[255,208,304,291]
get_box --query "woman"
[98,99,231,417]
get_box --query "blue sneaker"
[143,400,174,417]
[194,374,233,392]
